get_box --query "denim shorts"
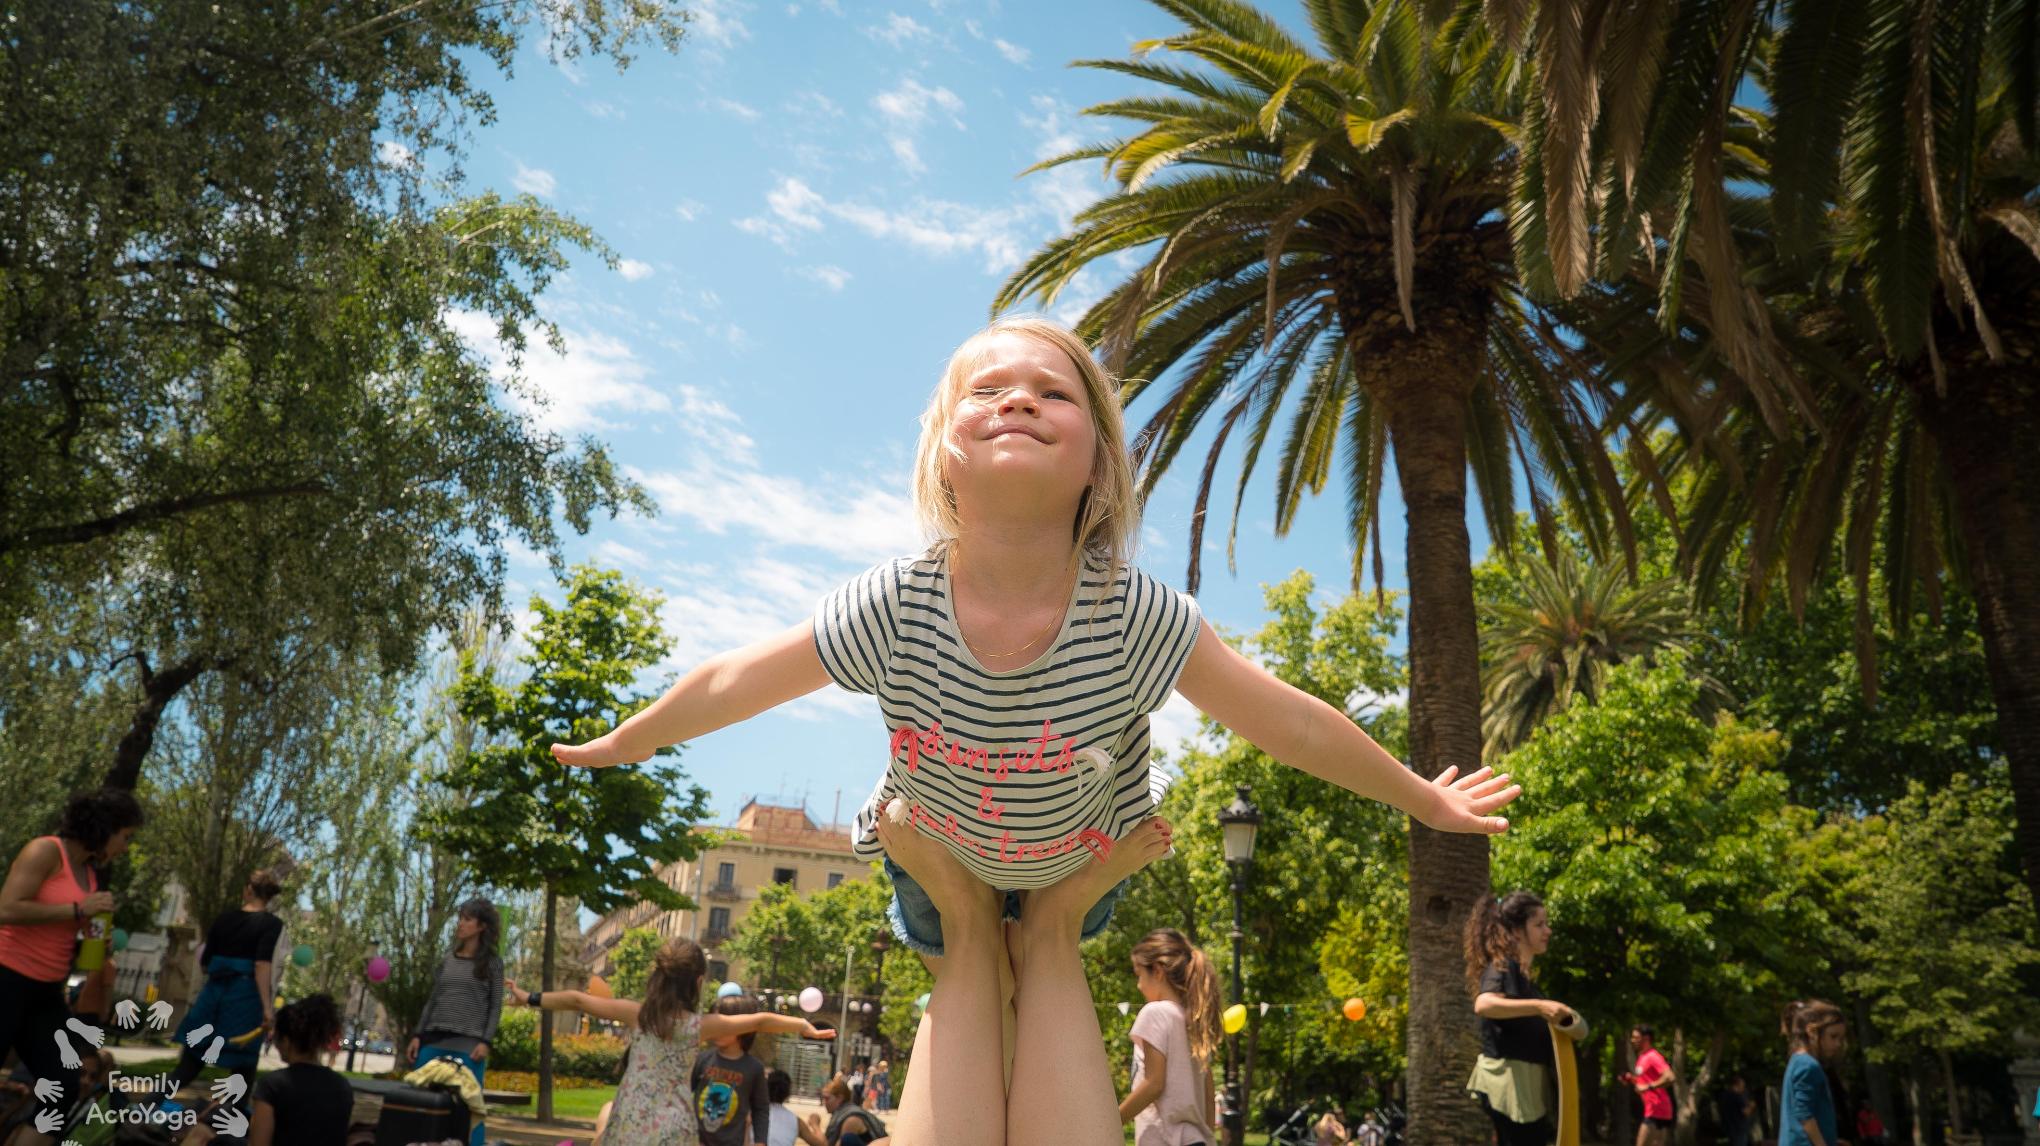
[883,857,1129,958]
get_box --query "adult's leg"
[0,969,79,1146]
[877,814,1006,1146]
[1005,818,1173,1146]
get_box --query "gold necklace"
[955,565,1074,660]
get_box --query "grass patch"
[495,1086,616,1123]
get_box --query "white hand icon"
[64,1017,105,1048]
[212,1106,249,1136]
[147,1000,174,1030]
[53,1030,80,1069]
[33,1078,62,1103]
[201,1035,225,1065]
[33,1108,62,1134]
[184,1023,214,1048]
[114,999,141,1029]
[210,1073,247,1103]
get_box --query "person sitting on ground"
[189,993,352,1146]
[803,1076,885,1146]
[1312,1107,1349,1146]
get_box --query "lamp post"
[1218,786,1261,1146]
[869,932,891,1046]
[767,933,788,996]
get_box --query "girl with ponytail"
[1463,892,1579,1146]
[1118,928,1220,1146]
[507,937,833,1146]
[1779,1000,1847,1146]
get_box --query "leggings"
[0,964,81,1115]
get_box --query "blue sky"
[445,0,1496,825]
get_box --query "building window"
[718,862,736,883]
[710,960,727,982]
[708,907,731,933]
[827,872,845,889]
[773,867,797,887]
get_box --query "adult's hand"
[81,891,116,915]
[406,1037,420,1063]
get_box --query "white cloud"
[377,140,415,168]
[690,0,752,47]
[1149,692,1215,758]
[512,163,557,197]
[712,97,762,122]
[736,176,1028,271]
[866,12,931,46]
[993,38,1030,65]
[594,539,653,569]
[799,264,853,291]
[673,199,708,222]
[786,90,843,118]
[617,259,655,282]
[873,79,964,131]
[583,100,625,120]
[889,137,924,173]
[633,463,921,565]
[447,309,670,433]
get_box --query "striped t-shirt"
[814,545,1202,890]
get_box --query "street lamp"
[869,932,892,1046]
[1217,786,1260,1146]
[767,933,788,995]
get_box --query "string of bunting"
[1112,997,1386,1029]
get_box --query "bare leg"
[593,1099,613,1146]
[879,813,1007,1146]
[1007,818,1174,1146]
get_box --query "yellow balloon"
[1222,1003,1247,1034]
[588,975,614,999]
[1342,997,1367,1022]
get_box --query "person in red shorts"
[1626,1026,1676,1146]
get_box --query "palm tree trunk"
[539,881,557,1122]
[1913,358,2040,928]
[1383,369,1492,1146]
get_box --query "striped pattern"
[415,952,504,1043]
[814,547,1201,890]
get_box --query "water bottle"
[76,911,113,971]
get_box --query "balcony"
[706,881,741,901]
[704,927,732,945]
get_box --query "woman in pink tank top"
[0,787,144,1141]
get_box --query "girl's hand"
[1540,1000,1575,1025]
[1416,765,1520,834]
[405,1037,419,1063]
[801,1021,836,1041]
[550,732,641,769]
[504,978,522,1003]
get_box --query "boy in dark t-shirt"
[691,996,770,1146]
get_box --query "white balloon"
[1117,1002,1131,1016]
[799,986,825,1013]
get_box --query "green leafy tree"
[1480,547,1716,757]
[1091,572,1411,1124]
[1492,656,1821,1138]
[999,4,1645,1134]
[428,566,710,1118]
[1829,770,2040,1138]
[0,0,685,790]
[608,928,664,1001]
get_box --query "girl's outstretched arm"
[699,1011,836,1043]
[504,979,643,1026]
[552,620,832,768]
[1173,618,1520,833]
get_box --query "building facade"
[586,800,875,987]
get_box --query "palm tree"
[996,2,1643,1139]
[1480,547,1715,756]
[1507,0,2040,916]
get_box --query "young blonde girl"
[1120,928,1220,1146]
[504,938,831,1146]
[554,316,1520,1146]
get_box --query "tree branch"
[0,482,332,552]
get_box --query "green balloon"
[111,928,129,952]
[292,944,315,967]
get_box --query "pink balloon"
[365,956,391,983]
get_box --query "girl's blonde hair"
[1131,927,1222,1066]
[912,317,1141,576]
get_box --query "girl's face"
[98,827,136,863]
[455,913,481,942]
[1521,908,1552,956]
[822,1090,843,1112]
[1132,961,1165,1001]
[946,332,1099,512]
[1815,1022,1849,1061]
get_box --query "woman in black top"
[1464,891,1578,1146]
[169,869,285,1100]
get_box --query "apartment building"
[586,800,875,985]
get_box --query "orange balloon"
[588,975,613,999]
[1342,997,1367,1022]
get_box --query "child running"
[552,316,1521,1146]
[504,938,831,1146]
